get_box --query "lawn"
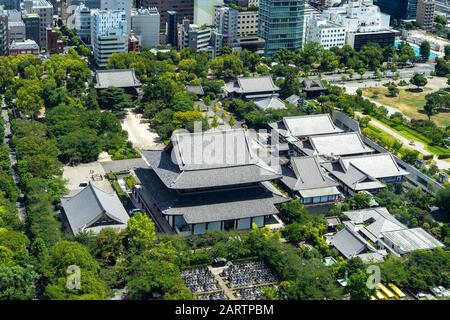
[362,87,450,127]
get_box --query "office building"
[319,0,395,50]
[23,0,53,49]
[237,9,258,36]
[166,10,177,46]
[91,9,128,67]
[374,0,418,20]
[0,7,8,56]
[100,0,131,28]
[178,18,216,53]
[258,0,305,56]
[131,7,160,48]
[416,0,435,30]
[22,12,40,46]
[7,9,25,42]
[140,0,195,30]
[214,5,238,48]
[306,16,346,49]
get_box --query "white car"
[437,286,450,297]
[431,287,443,297]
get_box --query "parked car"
[430,287,443,297]
[79,181,88,187]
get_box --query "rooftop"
[95,69,142,89]
[134,168,287,225]
[142,129,280,190]
[282,114,343,138]
[382,228,445,254]
[296,132,374,157]
[340,153,409,179]
[225,76,280,95]
[61,183,129,235]
[254,96,286,110]
[281,156,339,192]
[330,228,369,259]
[9,39,39,50]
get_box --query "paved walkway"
[208,266,237,300]
[1,99,25,222]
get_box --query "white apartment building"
[23,0,53,49]
[306,17,347,49]
[131,7,160,48]
[248,0,259,7]
[91,9,128,67]
[237,10,258,36]
[100,0,131,28]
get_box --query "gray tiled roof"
[142,129,281,189]
[344,207,406,239]
[254,96,286,110]
[133,168,288,225]
[340,153,409,179]
[302,79,326,91]
[281,156,339,192]
[61,183,129,235]
[236,76,280,94]
[225,77,280,95]
[285,94,300,105]
[306,132,374,157]
[186,85,204,95]
[95,69,142,89]
[322,160,385,192]
[330,228,368,259]
[282,114,343,138]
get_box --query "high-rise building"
[237,8,258,37]
[22,12,40,45]
[140,0,195,30]
[23,0,53,49]
[0,7,8,56]
[91,9,128,67]
[166,10,178,46]
[258,0,305,56]
[0,0,20,10]
[131,7,160,48]
[214,6,238,48]
[416,0,435,30]
[194,0,224,26]
[100,0,131,28]
[374,0,418,20]
[7,9,25,42]
[178,18,221,55]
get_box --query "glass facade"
[375,0,418,20]
[258,0,305,56]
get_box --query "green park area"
[362,87,450,127]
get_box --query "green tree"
[58,128,102,164]
[98,87,133,115]
[0,262,38,300]
[409,73,427,91]
[346,270,375,300]
[436,185,450,218]
[126,212,156,250]
[419,41,431,61]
